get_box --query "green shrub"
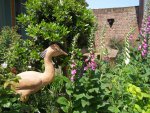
[0,27,21,64]
[0,27,43,74]
[0,27,31,112]
[17,0,96,50]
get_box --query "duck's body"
[16,71,43,96]
[14,44,67,102]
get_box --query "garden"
[0,0,150,113]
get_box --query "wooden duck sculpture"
[15,44,67,102]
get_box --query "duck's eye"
[55,48,59,51]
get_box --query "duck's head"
[40,43,68,58]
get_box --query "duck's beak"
[60,49,68,56]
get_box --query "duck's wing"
[15,71,43,90]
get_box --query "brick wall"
[93,6,140,52]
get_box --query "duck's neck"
[42,57,55,85]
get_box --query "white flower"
[34,36,37,41]
[1,62,8,68]
[28,66,32,69]
[60,0,63,5]
[125,58,130,65]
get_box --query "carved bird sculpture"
[15,44,67,102]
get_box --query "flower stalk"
[124,27,135,65]
[99,24,108,59]
[84,28,97,71]
[70,34,79,81]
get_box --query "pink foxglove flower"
[129,35,133,41]
[141,51,146,57]
[84,66,88,71]
[88,61,97,70]
[91,57,95,62]
[71,69,77,75]
[143,44,148,49]
[71,63,76,68]
[70,75,75,82]
[138,45,142,50]
[85,58,89,62]
[91,64,97,70]
[144,38,147,41]
[84,53,97,71]
[143,49,148,54]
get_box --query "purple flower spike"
[139,15,150,58]
[84,53,97,71]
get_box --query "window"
[107,19,115,28]
[0,0,12,29]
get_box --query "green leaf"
[57,97,68,106]
[88,88,99,93]
[73,111,80,113]
[108,106,120,113]
[142,93,150,98]
[101,83,111,89]
[66,89,73,96]
[61,106,69,113]
[97,102,109,109]
[134,104,142,112]
[85,94,94,99]
[74,94,85,100]
[2,102,11,108]
[62,76,70,83]
[81,111,87,113]
[81,99,89,108]
[4,81,10,88]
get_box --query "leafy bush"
[17,0,96,49]
[0,27,43,74]
[0,27,31,113]
[0,27,21,64]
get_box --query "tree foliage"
[17,0,96,49]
